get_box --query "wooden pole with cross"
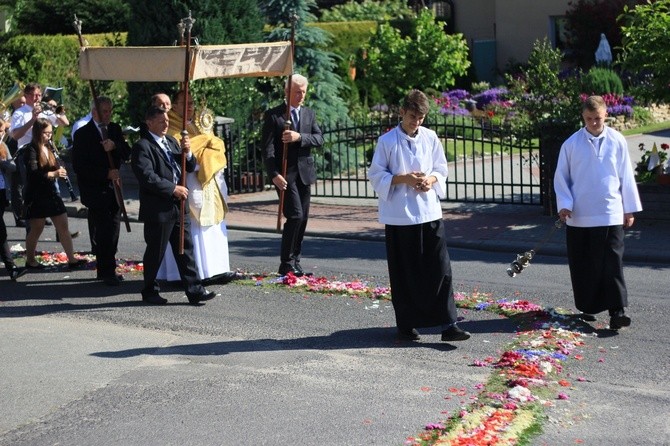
[177,11,195,254]
[276,14,298,233]
[73,14,131,233]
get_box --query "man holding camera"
[10,83,69,149]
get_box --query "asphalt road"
[1,219,669,445]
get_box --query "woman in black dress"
[23,118,84,269]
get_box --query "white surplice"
[157,169,230,281]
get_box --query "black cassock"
[385,219,458,330]
[566,225,628,314]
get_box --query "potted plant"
[635,142,669,184]
[636,143,670,221]
[656,144,670,185]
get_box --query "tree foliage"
[126,0,265,126]
[506,38,582,132]
[564,0,646,69]
[6,0,130,35]
[319,0,413,22]
[358,23,405,106]
[360,10,470,107]
[0,33,127,129]
[261,0,348,123]
[618,0,670,103]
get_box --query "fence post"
[539,121,576,216]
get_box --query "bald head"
[151,93,171,111]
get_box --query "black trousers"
[10,172,23,223]
[279,168,310,265]
[87,190,121,279]
[141,214,204,298]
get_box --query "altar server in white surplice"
[368,89,470,343]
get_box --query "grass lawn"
[622,120,670,136]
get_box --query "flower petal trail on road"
[256,277,597,446]
[10,255,601,445]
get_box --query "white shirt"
[10,104,60,148]
[368,125,448,225]
[71,113,92,138]
[554,126,642,227]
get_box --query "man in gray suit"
[262,74,324,277]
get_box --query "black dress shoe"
[397,328,421,341]
[10,267,27,281]
[278,263,297,276]
[142,293,167,305]
[207,271,244,284]
[609,314,631,330]
[578,313,596,322]
[187,290,217,305]
[441,325,471,342]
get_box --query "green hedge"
[312,21,377,56]
[0,32,128,131]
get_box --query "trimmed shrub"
[581,67,624,95]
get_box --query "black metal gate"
[216,114,544,205]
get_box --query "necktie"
[291,108,299,131]
[160,138,181,183]
[99,123,109,139]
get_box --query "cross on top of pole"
[73,14,82,35]
[180,10,195,33]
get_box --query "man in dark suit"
[72,96,130,286]
[262,74,324,277]
[131,105,216,305]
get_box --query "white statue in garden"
[595,33,612,66]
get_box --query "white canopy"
[78,41,293,82]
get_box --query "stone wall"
[609,104,670,132]
[649,104,670,122]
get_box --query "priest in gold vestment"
[157,91,231,282]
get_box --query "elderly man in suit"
[131,105,216,305]
[72,96,130,286]
[262,74,324,277]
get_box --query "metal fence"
[216,114,544,205]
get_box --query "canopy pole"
[73,15,131,233]
[277,13,298,233]
[178,11,195,254]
